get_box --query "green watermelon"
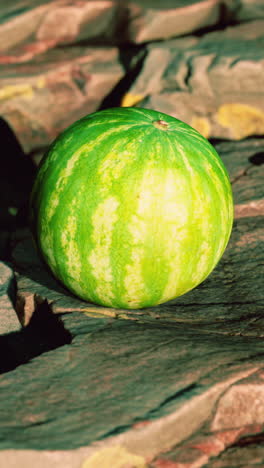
[30,107,233,309]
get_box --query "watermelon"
[30,107,233,309]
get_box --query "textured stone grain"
[124,20,264,140]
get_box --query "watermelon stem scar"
[153,119,169,130]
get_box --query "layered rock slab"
[0,1,264,50]
[1,9,264,155]
[0,312,264,466]
[0,45,124,153]
[123,20,264,140]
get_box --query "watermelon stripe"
[88,196,119,306]
[121,143,173,307]
[58,196,85,298]
[168,139,210,293]
[107,141,149,308]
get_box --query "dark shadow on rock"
[232,432,264,447]
[99,45,146,109]
[193,2,239,38]
[0,117,36,260]
[249,151,264,166]
[0,300,72,374]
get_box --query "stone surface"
[0,262,21,334]
[0,1,120,54]
[151,371,264,466]
[0,311,263,456]
[125,0,264,44]
[0,45,124,153]
[0,1,264,52]
[237,0,264,22]
[0,5,264,155]
[0,311,263,468]
[151,422,264,467]
[123,20,264,140]
[124,0,225,44]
